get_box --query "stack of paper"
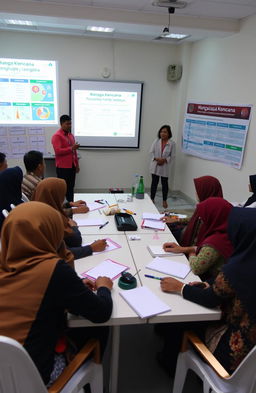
[75,218,104,227]
[82,238,121,254]
[86,202,106,211]
[142,212,165,221]
[146,257,191,279]
[142,219,165,231]
[81,259,128,280]
[168,212,187,219]
[141,212,165,230]
[119,286,171,319]
[147,245,183,257]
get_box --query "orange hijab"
[32,177,73,238]
[0,202,64,344]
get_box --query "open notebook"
[119,286,171,319]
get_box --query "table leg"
[109,325,120,393]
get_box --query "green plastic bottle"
[136,176,144,199]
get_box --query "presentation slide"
[0,58,58,125]
[70,79,143,148]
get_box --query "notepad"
[142,219,165,231]
[81,259,129,280]
[142,212,165,221]
[87,202,106,211]
[119,286,171,319]
[147,245,183,257]
[75,218,104,227]
[82,238,122,254]
[146,257,191,279]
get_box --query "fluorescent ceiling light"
[5,19,35,26]
[152,1,187,9]
[163,33,189,39]
[86,26,114,33]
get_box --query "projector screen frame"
[69,78,143,150]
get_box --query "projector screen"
[70,79,143,149]
[0,58,58,125]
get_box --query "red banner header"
[187,103,251,120]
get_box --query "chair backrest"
[1,209,9,218]
[21,193,29,202]
[0,335,47,393]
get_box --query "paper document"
[82,238,122,254]
[87,202,106,211]
[146,257,190,279]
[142,212,165,221]
[168,212,187,219]
[81,259,128,280]
[147,245,183,257]
[142,219,165,231]
[75,218,104,227]
[119,286,171,319]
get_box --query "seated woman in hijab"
[32,177,107,260]
[234,174,256,208]
[160,207,256,375]
[0,166,23,234]
[163,197,233,281]
[163,175,223,245]
[0,202,113,386]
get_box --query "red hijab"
[181,176,223,246]
[196,197,234,259]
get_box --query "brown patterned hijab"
[32,177,73,237]
[0,202,64,344]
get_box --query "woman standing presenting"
[150,125,175,209]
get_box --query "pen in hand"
[99,221,109,229]
[144,274,162,280]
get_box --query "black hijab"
[0,166,23,232]
[243,175,256,207]
[222,207,256,322]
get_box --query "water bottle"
[136,175,144,199]
[131,174,139,197]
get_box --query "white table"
[127,233,220,324]
[70,193,221,393]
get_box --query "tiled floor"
[153,190,195,216]
[117,324,203,393]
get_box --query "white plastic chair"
[22,192,29,202]
[2,209,9,218]
[173,331,256,393]
[0,335,103,393]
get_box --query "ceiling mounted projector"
[152,1,187,9]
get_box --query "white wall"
[175,14,256,203]
[0,31,180,190]
[3,16,256,201]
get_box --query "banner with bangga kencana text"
[182,102,252,169]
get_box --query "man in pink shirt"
[51,115,80,201]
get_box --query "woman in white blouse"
[149,125,175,209]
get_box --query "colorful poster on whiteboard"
[182,102,252,169]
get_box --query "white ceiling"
[0,0,256,43]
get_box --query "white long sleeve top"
[149,138,175,177]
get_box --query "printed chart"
[182,102,252,169]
